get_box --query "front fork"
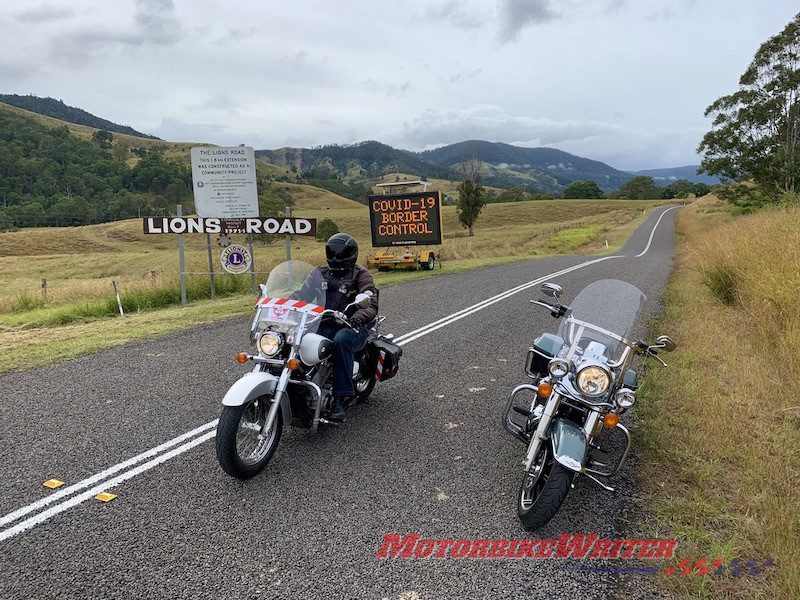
[260,348,297,435]
[522,392,561,471]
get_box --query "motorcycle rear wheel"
[354,372,377,403]
[517,448,575,531]
[216,397,282,479]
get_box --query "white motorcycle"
[503,279,675,530]
[216,260,402,479]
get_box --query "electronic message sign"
[368,191,443,247]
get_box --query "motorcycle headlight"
[548,358,569,378]
[576,365,611,397]
[257,332,283,357]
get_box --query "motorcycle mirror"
[541,283,563,299]
[656,335,676,352]
[354,292,372,308]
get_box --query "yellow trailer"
[367,247,439,271]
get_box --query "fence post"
[284,205,292,263]
[150,270,156,288]
[205,233,217,300]
[41,278,48,303]
[247,233,257,294]
[177,204,187,306]
[112,281,125,316]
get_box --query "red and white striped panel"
[255,297,324,314]
[375,350,386,380]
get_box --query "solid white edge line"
[635,206,679,258]
[0,430,216,543]
[0,420,218,529]
[2,208,683,542]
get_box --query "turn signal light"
[236,353,249,364]
[286,358,300,371]
[603,413,620,428]
[537,382,553,398]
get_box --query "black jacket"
[292,265,378,326]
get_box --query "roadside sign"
[190,146,259,218]
[220,244,252,275]
[142,216,316,236]
[368,191,443,247]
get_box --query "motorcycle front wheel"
[216,397,282,479]
[517,447,575,531]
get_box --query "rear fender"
[222,372,291,426]
[550,418,590,473]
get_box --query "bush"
[701,262,738,305]
[316,218,340,242]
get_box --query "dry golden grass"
[0,198,662,312]
[637,195,800,598]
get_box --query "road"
[0,206,679,599]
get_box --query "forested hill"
[419,140,632,191]
[257,141,453,181]
[0,106,189,229]
[0,94,159,140]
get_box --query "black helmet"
[325,233,358,272]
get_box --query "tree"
[456,156,486,236]
[699,12,800,204]
[316,218,340,242]
[618,176,661,199]
[92,129,113,149]
[112,140,129,163]
[563,180,605,199]
[661,179,697,199]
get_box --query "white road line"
[397,256,620,346]
[635,206,679,258]
[0,430,216,543]
[0,420,218,529]
[2,207,679,541]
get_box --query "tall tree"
[618,176,661,199]
[699,12,800,201]
[456,155,486,236]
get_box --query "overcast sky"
[0,1,796,170]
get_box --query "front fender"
[550,419,589,473]
[222,372,291,426]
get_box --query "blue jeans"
[330,327,368,398]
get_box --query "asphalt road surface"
[0,206,679,599]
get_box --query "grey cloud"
[496,0,558,42]
[153,117,230,142]
[185,93,239,113]
[362,78,413,97]
[223,26,258,43]
[14,3,75,23]
[449,67,482,83]
[49,0,183,65]
[418,1,486,29]
[387,105,701,169]
[648,0,701,20]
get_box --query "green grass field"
[0,194,670,371]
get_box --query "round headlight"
[258,332,283,357]
[548,359,569,378]
[576,365,611,397]
[615,388,636,409]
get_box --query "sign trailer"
[367,189,443,271]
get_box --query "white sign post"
[190,146,259,218]
[190,146,260,298]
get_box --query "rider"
[291,233,378,421]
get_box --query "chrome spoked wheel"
[216,397,283,479]
[355,377,370,393]
[235,399,278,465]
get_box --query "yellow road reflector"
[43,479,65,489]
[94,492,117,502]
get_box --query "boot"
[330,396,348,421]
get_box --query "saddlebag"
[370,337,403,381]
[525,333,565,378]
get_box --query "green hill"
[419,140,632,191]
[0,94,159,139]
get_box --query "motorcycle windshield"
[252,260,327,335]
[557,279,646,359]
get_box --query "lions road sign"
[220,244,252,275]
[190,146,259,218]
[143,217,316,236]
[368,191,443,247]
